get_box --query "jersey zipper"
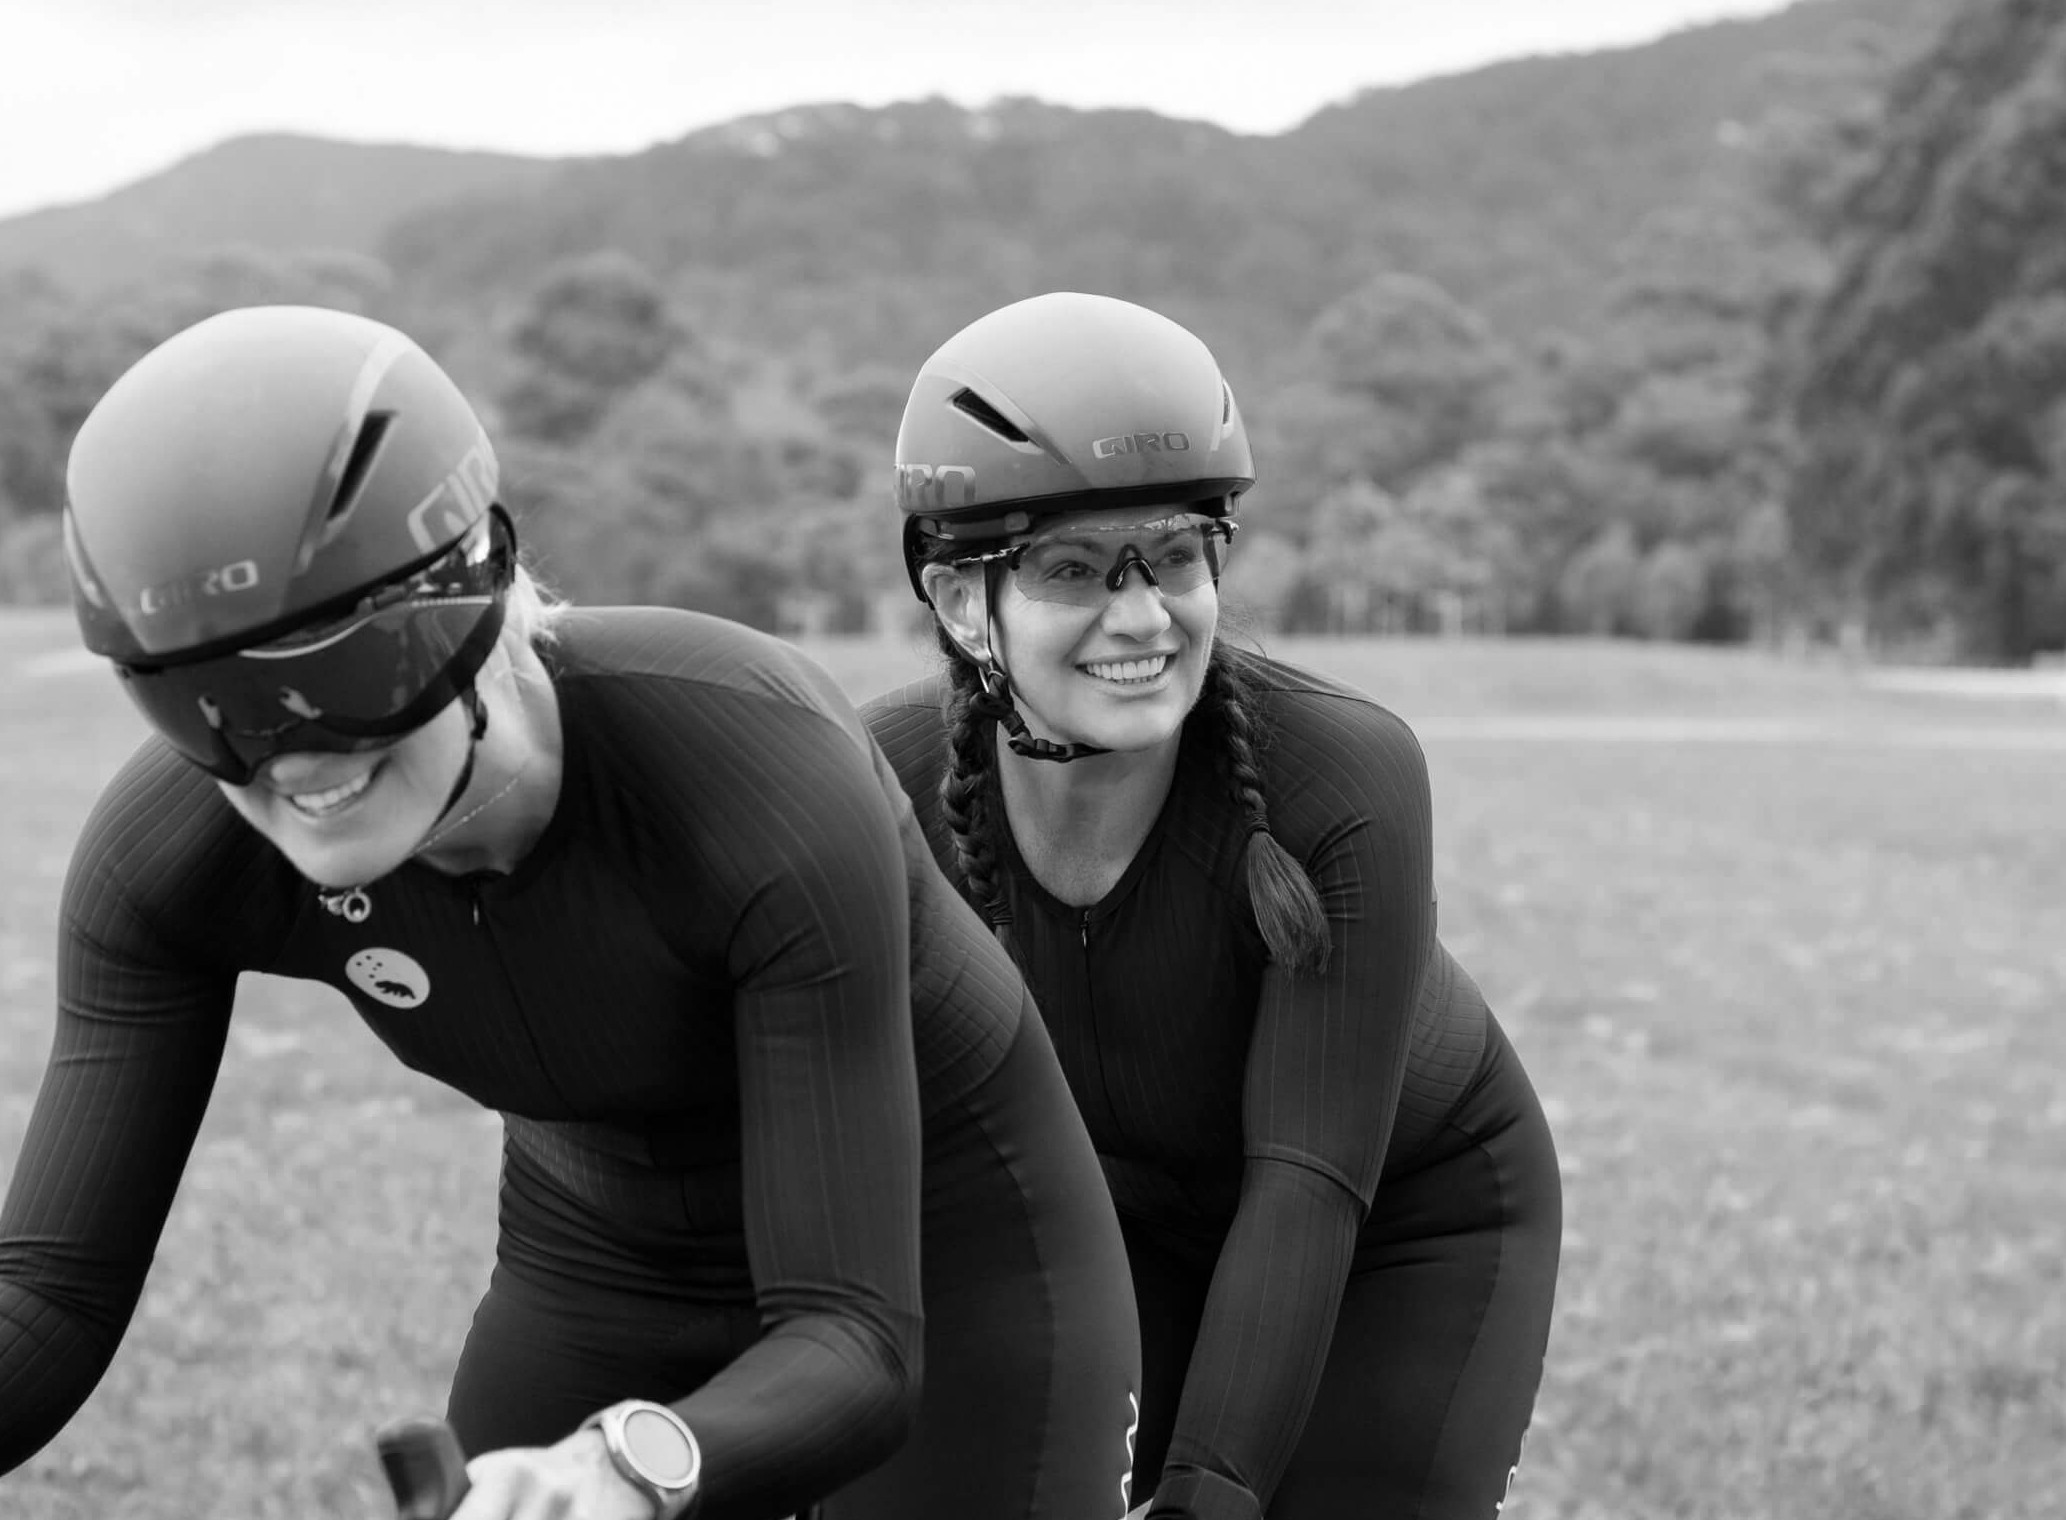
[1080,908,1127,1136]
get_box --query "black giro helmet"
[893,292,1253,598]
[63,305,515,783]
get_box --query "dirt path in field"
[1413,715,2066,749]
[1862,667,2066,702]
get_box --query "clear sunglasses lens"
[1011,524,1229,606]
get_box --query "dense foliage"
[1783,0,2066,659]
[7,0,2061,659]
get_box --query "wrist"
[580,1399,703,1520]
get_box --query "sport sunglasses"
[955,514,1237,607]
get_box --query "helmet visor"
[114,511,513,785]
[961,513,1236,608]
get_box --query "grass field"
[1,609,2061,1518]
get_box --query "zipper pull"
[319,886,372,923]
[1081,910,1090,949]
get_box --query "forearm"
[1148,1159,1362,1520]
[0,1278,130,1473]
[665,1305,922,1515]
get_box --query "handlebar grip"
[376,1416,472,1520]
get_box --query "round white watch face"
[621,1405,698,1487]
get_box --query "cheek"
[215,780,269,832]
[387,717,460,785]
[1173,593,1220,653]
[1015,611,1096,676]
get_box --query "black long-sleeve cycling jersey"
[0,608,1041,1509]
[865,655,1518,1520]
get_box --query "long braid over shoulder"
[1198,643,1331,971]
[933,626,1020,953]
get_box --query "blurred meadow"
[1,608,2059,1519]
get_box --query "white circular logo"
[345,948,431,1009]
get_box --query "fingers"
[447,1434,646,1520]
[448,1448,571,1520]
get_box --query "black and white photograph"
[0,2,2058,1517]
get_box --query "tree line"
[0,0,2059,661]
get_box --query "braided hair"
[933,623,1018,948]
[1191,642,1331,971]
[925,610,1331,973]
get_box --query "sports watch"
[581,1399,703,1520]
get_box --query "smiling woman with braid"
[863,293,1563,1520]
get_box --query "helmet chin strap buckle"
[968,663,1110,765]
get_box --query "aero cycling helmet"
[63,305,514,785]
[893,291,1254,600]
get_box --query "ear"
[921,562,992,664]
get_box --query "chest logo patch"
[345,948,431,1009]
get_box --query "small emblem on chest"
[346,948,431,1009]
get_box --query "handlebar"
[377,1416,472,1520]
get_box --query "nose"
[1097,571,1173,637]
[260,749,370,792]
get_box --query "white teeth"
[287,771,373,817]
[1085,655,1170,683]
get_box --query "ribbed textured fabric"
[865,656,1548,1518]
[0,608,1116,1513]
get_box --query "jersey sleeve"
[0,768,240,1473]
[858,679,956,868]
[1150,696,1438,1520]
[647,695,926,1511]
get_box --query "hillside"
[1290,0,1947,339]
[0,0,1947,369]
[4,0,2017,653]
[0,134,559,291]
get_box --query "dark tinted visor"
[115,510,513,785]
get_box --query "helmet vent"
[1221,383,1233,426]
[327,410,395,521]
[951,388,1030,444]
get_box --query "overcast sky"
[4,0,1797,220]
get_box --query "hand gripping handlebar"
[376,1417,472,1520]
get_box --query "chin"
[1072,707,1187,754]
[276,835,415,891]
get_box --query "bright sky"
[4,0,1797,220]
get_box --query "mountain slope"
[373,0,1947,367]
[0,0,1948,366]
[0,133,559,290]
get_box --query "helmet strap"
[968,663,1111,765]
[313,681,497,923]
[968,563,1110,764]
[435,691,487,816]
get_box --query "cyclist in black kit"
[0,305,1141,1519]
[864,293,1562,1520]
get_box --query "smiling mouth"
[1083,655,1171,684]
[284,767,376,819]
